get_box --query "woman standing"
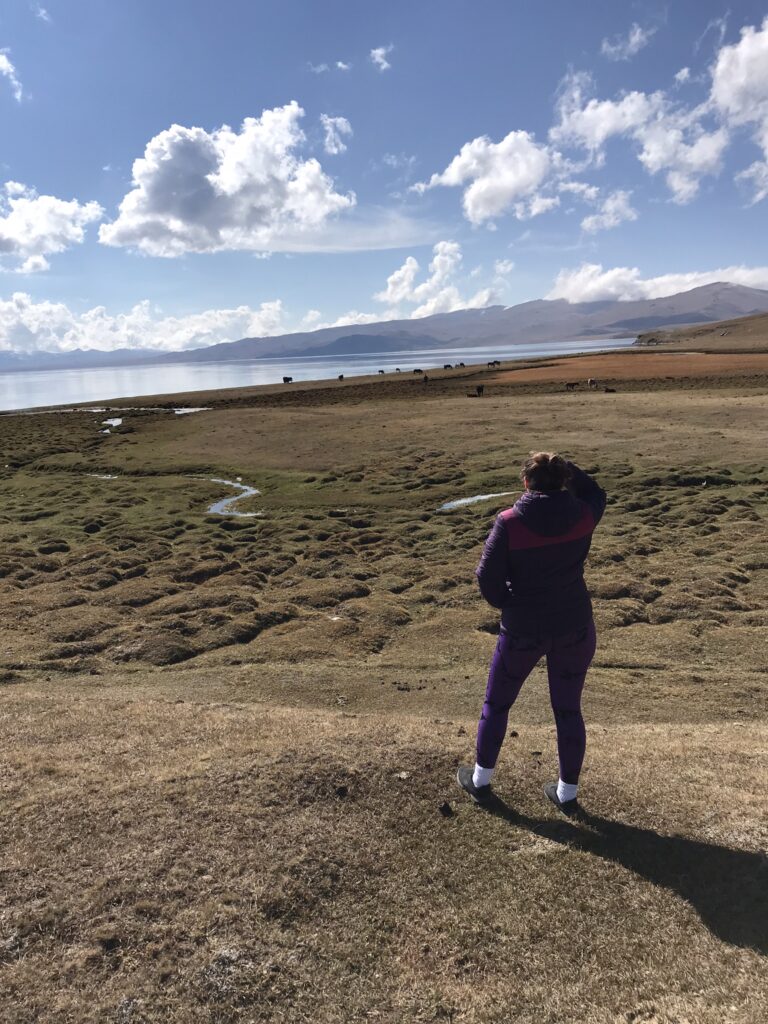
[457,452,606,815]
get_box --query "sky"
[2,0,768,352]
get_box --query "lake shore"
[4,341,765,416]
[0,337,636,412]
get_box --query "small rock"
[335,785,348,798]
[396,771,410,780]
[530,750,542,756]
[439,801,454,818]
[457,726,467,736]
[510,730,519,738]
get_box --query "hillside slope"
[637,310,768,351]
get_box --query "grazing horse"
[378,369,385,374]
[395,368,401,373]
[565,382,578,391]
[338,374,344,381]
[282,376,293,384]
[458,362,465,367]
[587,378,598,389]
[443,364,453,370]
[413,368,423,374]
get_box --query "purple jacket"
[475,463,606,636]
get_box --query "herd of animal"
[280,365,618,395]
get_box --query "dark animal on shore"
[588,378,598,389]
[338,374,344,381]
[458,362,465,367]
[378,369,385,374]
[476,384,485,397]
[565,382,578,391]
[413,368,423,374]
[395,368,401,373]
[604,387,616,393]
[444,364,453,370]
[282,376,293,384]
[487,359,501,368]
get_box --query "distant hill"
[3,282,767,371]
[0,347,165,373]
[161,281,768,363]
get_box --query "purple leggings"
[476,620,597,784]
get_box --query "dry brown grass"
[0,354,766,1022]
[0,690,766,1023]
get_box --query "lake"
[0,337,636,411]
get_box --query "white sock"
[556,779,578,803]
[473,763,494,788]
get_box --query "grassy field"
[0,350,766,1022]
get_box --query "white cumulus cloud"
[0,181,103,273]
[547,262,768,302]
[99,102,357,256]
[635,119,729,202]
[413,131,554,225]
[320,114,352,155]
[736,160,768,203]
[494,259,515,276]
[559,181,600,201]
[675,67,691,85]
[552,72,663,153]
[0,293,287,353]
[370,45,393,71]
[0,51,23,102]
[711,16,768,195]
[552,71,727,203]
[374,255,420,305]
[580,190,637,233]
[601,23,657,62]
[374,240,494,318]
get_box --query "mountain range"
[2,282,767,372]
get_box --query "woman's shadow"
[484,795,768,954]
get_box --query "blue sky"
[1,0,768,351]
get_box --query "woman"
[457,452,606,816]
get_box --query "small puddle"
[207,478,263,517]
[437,491,516,512]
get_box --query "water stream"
[437,491,516,512]
[206,478,264,517]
